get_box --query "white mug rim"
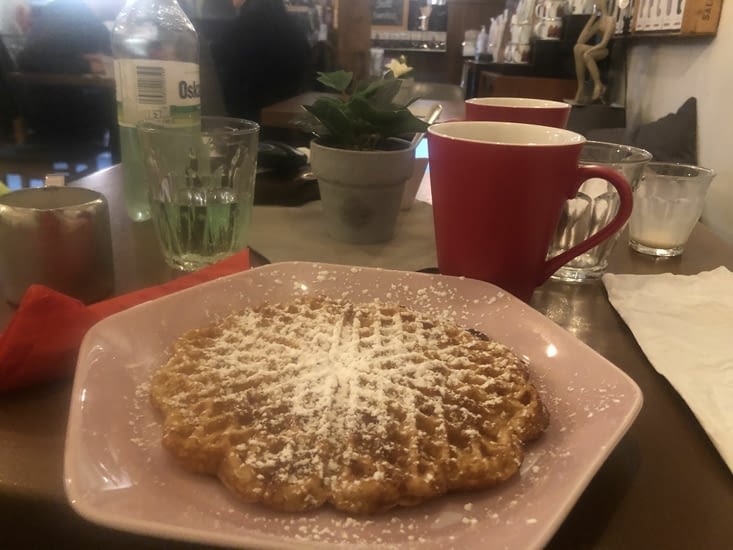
[0,186,106,211]
[428,120,584,147]
[465,97,570,109]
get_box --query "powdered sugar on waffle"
[92,263,643,548]
[150,295,549,514]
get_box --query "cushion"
[585,126,634,145]
[587,97,698,164]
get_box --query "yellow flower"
[384,57,413,78]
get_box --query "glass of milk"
[629,162,716,257]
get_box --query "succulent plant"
[295,69,429,151]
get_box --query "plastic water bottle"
[112,0,200,222]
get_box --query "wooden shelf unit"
[478,72,577,102]
[630,0,722,37]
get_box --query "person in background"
[0,0,30,34]
[211,0,312,122]
[84,0,126,28]
[16,0,110,74]
[14,0,114,144]
[0,0,31,60]
[0,1,30,143]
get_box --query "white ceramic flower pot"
[310,139,416,244]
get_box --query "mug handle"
[540,165,633,283]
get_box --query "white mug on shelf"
[534,17,563,39]
[504,42,531,63]
[535,0,568,19]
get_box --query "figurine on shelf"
[572,0,615,104]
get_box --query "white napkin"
[602,267,733,472]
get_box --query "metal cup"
[0,187,114,305]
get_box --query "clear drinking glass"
[138,116,259,271]
[548,141,652,282]
[628,162,715,257]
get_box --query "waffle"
[150,296,549,514]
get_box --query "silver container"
[0,187,114,305]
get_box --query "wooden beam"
[334,0,371,83]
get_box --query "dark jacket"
[14,0,113,141]
[16,0,110,74]
[210,0,311,122]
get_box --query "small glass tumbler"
[548,141,652,282]
[628,162,715,257]
[138,116,259,272]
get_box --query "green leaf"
[290,111,327,138]
[316,70,353,93]
[368,79,403,107]
[305,98,358,148]
[349,96,403,125]
[375,109,430,138]
[353,76,380,96]
[349,97,428,141]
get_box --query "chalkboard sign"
[371,0,408,29]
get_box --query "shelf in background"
[629,0,722,37]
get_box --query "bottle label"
[115,59,200,128]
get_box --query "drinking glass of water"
[547,141,651,282]
[138,117,259,271]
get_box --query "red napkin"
[0,250,251,393]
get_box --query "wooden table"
[1,165,732,548]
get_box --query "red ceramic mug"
[465,97,571,128]
[427,121,633,302]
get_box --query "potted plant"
[296,65,430,244]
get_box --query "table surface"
[1,164,732,549]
